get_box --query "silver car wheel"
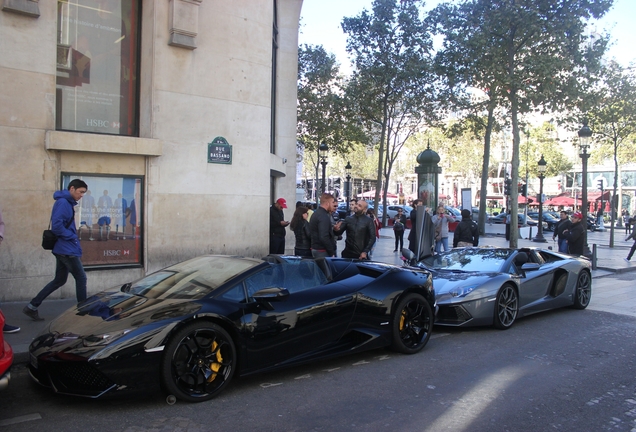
[573,271,591,309]
[494,285,518,329]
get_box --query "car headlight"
[83,329,132,347]
[449,285,478,298]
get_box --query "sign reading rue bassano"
[207,137,232,164]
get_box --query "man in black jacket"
[552,211,571,253]
[336,200,376,259]
[269,198,289,254]
[453,209,479,247]
[408,199,422,252]
[309,193,340,258]
[563,211,585,256]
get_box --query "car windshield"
[128,256,262,300]
[420,249,513,272]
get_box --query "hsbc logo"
[86,119,121,128]
[103,249,131,256]
[87,119,110,128]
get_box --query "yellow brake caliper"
[400,309,407,331]
[207,341,223,382]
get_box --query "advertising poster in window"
[56,0,140,136]
[63,174,142,267]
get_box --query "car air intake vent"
[357,266,383,279]
[48,362,115,394]
[438,305,472,324]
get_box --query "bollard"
[528,226,533,240]
[592,243,597,270]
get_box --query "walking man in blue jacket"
[23,179,88,321]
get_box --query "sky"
[298,0,636,73]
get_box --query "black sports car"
[415,247,591,329]
[28,255,435,402]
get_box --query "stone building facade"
[0,0,302,301]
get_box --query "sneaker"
[22,306,44,321]
[624,258,631,262]
[3,324,20,334]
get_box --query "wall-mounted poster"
[62,174,143,268]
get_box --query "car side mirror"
[521,263,540,271]
[401,248,417,266]
[253,287,290,302]
[120,282,132,293]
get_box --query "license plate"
[30,353,38,369]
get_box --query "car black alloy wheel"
[161,322,236,402]
[572,271,591,309]
[391,293,432,354]
[494,284,518,330]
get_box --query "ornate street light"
[533,155,547,242]
[578,120,592,256]
[344,161,352,205]
[319,142,329,195]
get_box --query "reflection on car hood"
[428,269,504,297]
[46,291,202,337]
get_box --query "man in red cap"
[563,211,585,256]
[269,198,290,254]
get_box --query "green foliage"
[519,122,573,178]
[587,61,636,166]
[297,44,367,157]
[341,0,439,220]
[429,0,613,247]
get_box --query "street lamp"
[344,161,352,205]
[319,142,329,195]
[532,155,547,242]
[578,119,592,256]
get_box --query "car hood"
[427,269,504,303]
[30,292,202,358]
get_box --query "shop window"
[56,0,140,136]
[62,174,143,268]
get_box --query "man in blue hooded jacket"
[23,179,88,321]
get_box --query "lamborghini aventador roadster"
[28,255,434,402]
[417,247,591,329]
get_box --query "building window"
[62,174,143,268]
[56,0,141,136]
[270,0,278,154]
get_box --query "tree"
[297,44,367,199]
[585,61,636,247]
[342,0,439,225]
[430,0,612,248]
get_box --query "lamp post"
[344,161,352,205]
[578,120,592,257]
[319,142,328,195]
[533,155,547,242]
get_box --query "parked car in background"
[385,205,413,219]
[488,212,540,227]
[527,212,560,231]
[0,310,13,391]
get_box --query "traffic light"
[504,178,512,196]
[520,184,527,197]
[597,179,604,191]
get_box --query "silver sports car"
[417,247,592,329]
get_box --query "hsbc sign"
[86,119,122,129]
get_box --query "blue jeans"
[558,238,568,254]
[435,237,449,254]
[30,254,87,308]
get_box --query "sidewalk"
[4,226,635,365]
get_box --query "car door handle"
[335,296,354,304]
